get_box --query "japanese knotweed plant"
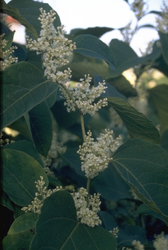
[22,8,122,229]
[1,1,168,250]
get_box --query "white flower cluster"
[71,187,101,227]
[131,0,148,20]
[77,129,122,178]
[153,232,168,250]
[156,1,168,33]
[109,227,119,238]
[0,34,18,71]
[21,176,62,214]
[26,8,76,83]
[132,240,145,250]
[60,74,108,116]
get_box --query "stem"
[80,113,91,194]
[80,113,86,142]
[59,83,78,109]
[61,84,91,194]
[86,177,90,193]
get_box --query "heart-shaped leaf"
[30,191,117,250]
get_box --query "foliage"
[1,0,168,249]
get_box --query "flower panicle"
[71,187,102,227]
[26,8,76,83]
[60,74,108,116]
[0,34,18,71]
[77,129,122,178]
[21,176,62,214]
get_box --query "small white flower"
[26,8,76,83]
[132,240,145,250]
[153,232,168,250]
[71,187,101,227]
[21,176,62,214]
[109,227,119,238]
[60,74,108,116]
[0,34,18,71]
[77,129,122,178]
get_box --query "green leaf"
[160,130,168,153]
[3,140,44,166]
[159,32,168,65]
[2,230,34,250]
[118,225,146,247]
[8,212,38,234]
[148,84,168,134]
[8,117,32,140]
[1,61,58,129]
[51,100,80,128]
[70,26,114,38]
[3,31,15,51]
[92,163,132,201]
[8,0,61,37]
[1,191,16,212]
[63,145,84,176]
[106,75,137,98]
[13,42,27,62]
[1,0,38,39]
[30,191,117,250]
[136,204,164,222]
[99,212,118,231]
[73,34,116,70]
[29,101,52,157]
[112,139,168,225]
[2,148,48,206]
[26,50,43,71]
[107,97,160,144]
[60,58,109,82]
[0,22,12,36]
[108,39,161,77]
[154,54,168,77]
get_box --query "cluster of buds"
[77,129,122,178]
[109,227,119,238]
[21,176,62,214]
[60,74,108,116]
[71,187,101,227]
[153,232,168,250]
[26,8,76,83]
[132,240,145,250]
[0,34,18,71]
